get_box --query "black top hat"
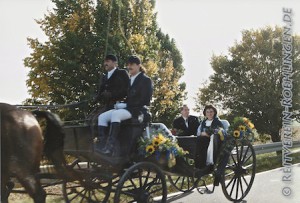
[127,55,141,65]
[105,54,118,62]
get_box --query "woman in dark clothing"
[195,105,224,170]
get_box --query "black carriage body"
[63,121,144,162]
[61,120,256,203]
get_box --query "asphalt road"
[166,164,300,203]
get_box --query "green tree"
[24,0,186,125]
[195,26,300,142]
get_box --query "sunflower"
[239,125,246,131]
[157,133,166,143]
[146,145,155,154]
[243,117,249,122]
[248,122,255,129]
[233,130,240,138]
[152,138,160,146]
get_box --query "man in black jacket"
[95,54,130,149]
[173,105,200,136]
[95,54,129,110]
[97,55,153,156]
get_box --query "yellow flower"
[157,134,166,143]
[146,145,155,154]
[243,117,249,122]
[152,137,161,146]
[248,122,255,129]
[239,125,246,131]
[217,129,224,141]
[158,133,164,140]
[233,130,240,138]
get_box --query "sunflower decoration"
[233,130,240,138]
[152,137,161,146]
[229,117,256,140]
[138,131,189,168]
[152,133,166,146]
[146,145,155,154]
[239,125,246,131]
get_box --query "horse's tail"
[32,111,67,175]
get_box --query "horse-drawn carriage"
[5,104,256,203]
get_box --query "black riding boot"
[94,126,108,152]
[101,122,121,156]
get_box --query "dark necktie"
[185,118,189,128]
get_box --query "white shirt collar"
[130,72,141,85]
[107,67,117,79]
[182,116,188,120]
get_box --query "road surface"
[167,164,300,203]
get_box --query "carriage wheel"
[114,162,167,203]
[221,139,256,202]
[167,175,197,192]
[63,159,112,203]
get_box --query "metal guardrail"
[254,140,300,155]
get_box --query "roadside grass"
[9,149,300,203]
[255,149,300,173]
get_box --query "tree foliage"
[195,26,300,141]
[24,0,186,126]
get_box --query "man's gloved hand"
[101,91,112,101]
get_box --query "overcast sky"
[0,0,299,115]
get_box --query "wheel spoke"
[93,193,100,202]
[79,190,88,203]
[231,154,238,166]
[235,176,239,200]
[243,154,253,164]
[241,146,250,163]
[225,176,235,189]
[239,177,244,197]
[69,189,85,201]
[241,175,249,187]
[174,176,181,185]
[180,177,185,189]
[225,171,235,178]
[128,178,138,190]
[138,168,143,187]
[229,177,237,197]
[120,190,136,197]
[143,168,151,188]
[145,179,159,191]
[244,164,253,170]
[239,144,244,162]
[236,144,240,166]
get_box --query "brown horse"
[0,103,66,203]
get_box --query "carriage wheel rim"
[114,162,167,203]
[62,158,112,203]
[167,175,197,192]
[220,139,256,202]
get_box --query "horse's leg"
[14,169,46,203]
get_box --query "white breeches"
[206,134,214,165]
[98,109,132,126]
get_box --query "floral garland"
[228,117,256,140]
[138,132,192,168]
